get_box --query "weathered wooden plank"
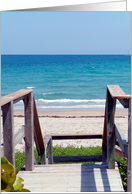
[127,99,131,192]
[20,179,122,187]
[33,126,41,156]
[67,186,123,192]
[51,134,103,140]
[43,135,51,147]
[33,96,46,164]
[2,101,15,167]
[17,162,124,192]
[107,88,116,169]
[114,95,131,99]
[115,147,124,158]
[1,89,33,107]
[22,186,68,192]
[14,125,25,146]
[53,155,102,163]
[102,94,107,162]
[24,92,34,171]
[34,153,38,165]
[114,123,128,157]
[33,96,45,154]
[40,150,47,165]
[33,165,109,172]
[107,85,131,99]
[102,146,107,162]
[18,172,121,179]
[34,162,108,168]
[48,136,53,164]
[32,168,110,173]
[1,125,25,157]
[18,169,121,177]
[118,98,129,108]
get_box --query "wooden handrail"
[114,123,128,157]
[102,85,131,192]
[107,85,131,99]
[1,89,46,171]
[1,89,33,107]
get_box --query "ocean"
[1,55,131,112]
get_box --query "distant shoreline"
[10,108,128,118]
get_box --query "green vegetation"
[1,157,30,192]
[52,145,102,164]
[14,145,127,191]
[15,151,25,174]
[119,157,128,192]
[53,145,102,156]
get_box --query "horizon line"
[1,54,131,55]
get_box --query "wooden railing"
[44,85,131,192]
[1,85,131,191]
[102,85,131,192]
[1,89,46,171]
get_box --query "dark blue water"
[1,55,131,111]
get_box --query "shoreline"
[11,109,128,118]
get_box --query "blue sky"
[1,12,131,54]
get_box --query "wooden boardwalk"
[18,162,124,192]
[1,85,131,192]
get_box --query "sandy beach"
[1,109,128,153]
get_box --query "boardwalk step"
[18,162,124,192]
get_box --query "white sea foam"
[35,99,122,108]
[13,98,123,110]
[27,87,36,89]
[37,99,106,103]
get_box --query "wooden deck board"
[18,162,124,192]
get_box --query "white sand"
[1,110,128,153]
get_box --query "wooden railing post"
[48,136,53,164]
[127,99,131,192]
[24,92,34,171]
[2,101,15,168]
[102,96,107,162]
[33,96,46,164]
[107,88,116,169]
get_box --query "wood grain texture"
[102,93,107,162]
[33,96,46,164]
[33,96,45,152]
[115,147,124,158]
[48,137,53,164]
[1,125,25,157]
[107,85,131,99]
[118,98,129,108]
[1,89,33,106]
[17,162,124,192]
[2,101,15,167]
[127,99,131,192]
[43,135,51,147]
[24,92,34,171]
[34,153,38,165]
[107,88,116,169]
[114,123,128,157]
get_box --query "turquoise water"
[1,55,131,111]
